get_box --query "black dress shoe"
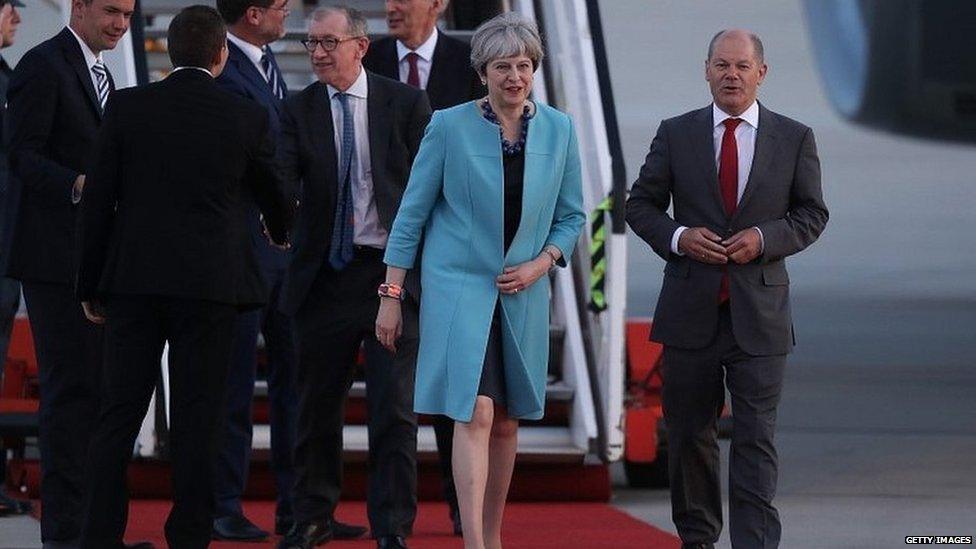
[449,505,462,537]
[277,521,332,549]
[275,514,296,536]
[213,514,270,541]
[331,519,367,540]
[124,543,156,549]
[376,536,408,549]
[681,544,715,549]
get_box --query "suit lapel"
[309,83,338,201]
[380,39,400,83]
[59,29,103,118]
[690,106,724,215]
[367,73,392,191]
[425,31,449,105]
[732,104,779,222]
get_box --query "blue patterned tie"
[329,92,356,270]
[92,60,110,110]
[261,48,286,100]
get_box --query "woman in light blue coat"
[375,12,584,549]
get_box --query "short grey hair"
[707,29,764,62]
[470,11,545,75]
[309,5,368,38]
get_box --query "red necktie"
[718,118,742,303]
[406,52,420,88]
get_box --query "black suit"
[4,27,114,543]
[0,55,21,369]
[279,71,430,537]
[76,68,293,548]
[627,104,827,547]
[364,32,483,521]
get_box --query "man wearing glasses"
[211,0,310,541]
[276,6,430,549]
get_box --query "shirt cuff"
[753,226,765,253]
[71,183,83,205]
[671,226,688,255]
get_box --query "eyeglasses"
[258,4,290,15]
[300,36,364,53]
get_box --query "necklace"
[481,99,531,156]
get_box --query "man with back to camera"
[626,29,828,548]
[362,0,483,535]
[275,6,430,549]
[75,5,294,547]
[4,0,135,545]
[0,0,23,381]
[210,0,307,541]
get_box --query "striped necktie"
[328,92,356,270]
[260,49,285,100]
[92,60,110,110]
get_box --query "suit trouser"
[431,415,459,511]
[80,296,236,549]
[215,263,297,519]
[291,248,418,537]
[662,304,785,549]
[21,281,103,542]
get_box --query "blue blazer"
[385,101,585,421]
[216,40,289,272]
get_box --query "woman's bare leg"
[453,396,495,549]
[482,404,518,549]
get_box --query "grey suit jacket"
[626,103,828,356]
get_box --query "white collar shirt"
[395,29,438,89]
[227,32,270,83]
[327,67,387,248]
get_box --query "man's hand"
[375,297,402,353]
[261,217,290,251]
[81,301,106,324]
[678,227,728,264]
[723,228,762,264]
[496,256,549,294]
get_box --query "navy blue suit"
[0,55,21,369]
[213,39,297,522]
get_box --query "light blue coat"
[384,101,585,422]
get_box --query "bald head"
[708,29,764,63]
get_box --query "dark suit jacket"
[216,39,291,273]
[76,69,294,310]
[278,71,431,316]
[363,31,483,110]
[0,56,16,274]
[626,103,828,356]
[5,27,114,284]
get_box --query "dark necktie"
[92,60,110,110]
[261,48,286,100]
[718,117,742,303]
[405,52,421,88]
[329,93,356,270]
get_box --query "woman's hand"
[496,256,550,295]
[375,297,403,352]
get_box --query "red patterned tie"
[718,118,742,303]
[406,52,420,88]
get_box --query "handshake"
[678,226,763,264]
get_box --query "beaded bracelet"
[378,283,405,301]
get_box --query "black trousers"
[215,263,297,520]
[292,248,418,537]
[21,281,103,543]
[662,304,786,549]
[80,296,237,549]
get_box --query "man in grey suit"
[626,29,828,548]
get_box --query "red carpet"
[123,500,680,548]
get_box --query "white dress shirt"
[227,32,270,83]
[395,29,438,89]
[671,100,764,254]
[327,67,387,248]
